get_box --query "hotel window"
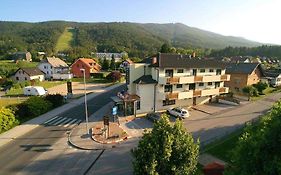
[199,83,204,86]
[136,101,140,110]
[200,69,205,73]
[176,84,183,88]
[164,85,173,92]
[177,69,184,73]
[209,69,214,72]
[163,99,176,106]
[208,82,212,86]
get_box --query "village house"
[225,63,264,92]
[71,58,101,78]
[112,53,230,115]
[263,71,281,87]
[38,57,72,80]
[12,52,32,62]
[94,51,128,62]
[13,67,44,82]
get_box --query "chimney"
[192,52,196,58]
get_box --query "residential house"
[113,53,230,115]
[94,51,128,62]
[263,71,281,87]
[13,68,44,82]
[12,52,32,62]
[71,58,101,78]
[38,57,72,80]
[225,63,264,92]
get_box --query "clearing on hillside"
[55,27,75,52]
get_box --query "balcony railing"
[178,91,193,99]
[193,90,202,97]
[221,74,230,81]
[194,76,203,82]
[219,87,229,94]
[166,77,180,84]
[166,92,179,100]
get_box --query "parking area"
[120,102,238,138]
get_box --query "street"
[0,84,126,175]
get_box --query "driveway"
[47,82,110,98]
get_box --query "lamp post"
[80,68,89,135]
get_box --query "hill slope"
[0,21,262,59]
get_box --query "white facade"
[38,62,72,80]
[13,69,44,82]
[128,63,230,114]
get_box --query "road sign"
[112,106,117,115]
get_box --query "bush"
[0,107,19,133]
[106,71,122,82]
[242,86,259,97]
[45,94,64,108]
[253,81,268,94]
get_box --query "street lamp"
[80,68,89,135]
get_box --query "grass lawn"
[0,98,26,108]
[72,77,111,83]
[0,60,38,77]
[202,129,243,162]
[6,81,66,96]
[55,27,75,52]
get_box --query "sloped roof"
[149,53,226,69]
[133,75,157,84]
[16,67,44,76]
[75,58,101,69]
[226,63,260,74]
[42,57,68,68]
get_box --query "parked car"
[167,107,190,119]
[146,112,162,122]
[23,86,47,96]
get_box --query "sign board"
[67,81,72,93]
[112,106,117,115]
[103,116,109,126]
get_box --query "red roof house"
[71,58,101,78]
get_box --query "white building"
[94,51,128,62]
[117,53,230,115]
[13,68,44,82]
[38,57,72,80]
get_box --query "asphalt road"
[0,84,126,175]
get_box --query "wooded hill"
[0,21,262,59]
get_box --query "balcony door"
[189,83,195,90]
[192,69,197,76]
[164,85,173,92]
[216,69,221,75]
[165,69,173,77]
[215,82,220,88]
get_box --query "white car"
[167,107,190,119]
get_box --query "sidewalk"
[0,83,124,148]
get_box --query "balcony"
[193,90,202,97]
[221,74,230,81]
[201,88,220,96]
[166,77,180,84]
[179,76,195,84]
[194,76,203,82]
[166,92,179,100]
[178,91,193,99]
[219,87,229,94]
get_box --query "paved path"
[198,153,227,166]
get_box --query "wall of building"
[247,68,262,86]
[224,73,248,92]
[136,84,155,114]
[13,71,44,82]
[71,60,91,78]
[128,63,146,94]
[38,63,52,79]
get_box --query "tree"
[160,43,172,53]
[242,86,259,97]
[132,115,199,175]
[253,82,268,94]
[101,57,110,70]
[106,71,122,82]
[0,107,19,133]
[110,54,116,70]
[226,101,281,175]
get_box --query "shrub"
[106,71,122,82]
[45,94,64,108]
[253,81,268,94]
[0,107,19,133]
[242,86,259,97]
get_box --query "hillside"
[0,21,262,59]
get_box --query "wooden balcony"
[166,92,179,100]
[166,77,180,84]
[221,74,230,81]
[193,90,202,97]
[219,87,229,94]
[194,76,203,82]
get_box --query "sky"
[0,0,280,45]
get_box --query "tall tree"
[132,115,199,175]
[160,43,172,53]
[110,54,116,70]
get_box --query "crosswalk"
[43,116,82,128]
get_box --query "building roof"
[16,67,44,76]
[226,63,261,74]
[264,71,281,78]
[42,57,68,68]
[133,75,157,84]
[149,53,226,69]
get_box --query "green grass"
[0,98,26,108]
[55,27,75,52]
[203,129,243,162]
[71,77,111,83]
[0,60,38,77]
[6,81,65,96]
